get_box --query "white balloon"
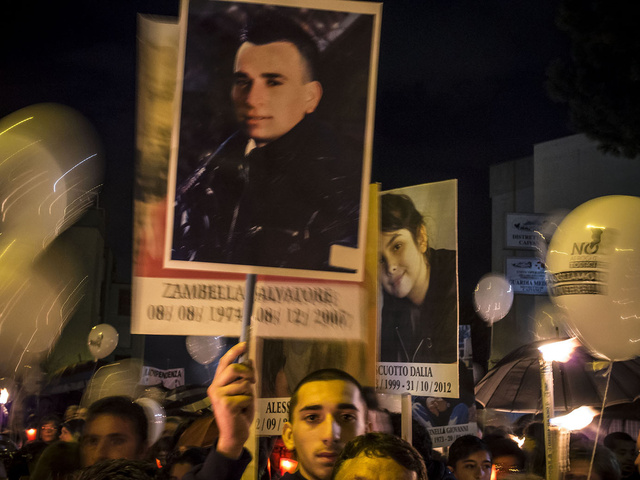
[185,336,224,365]
[135,397,166,446]
[88,324,119,360]
[546,195,640,361]
[473,273,514,324]
[81,359,143,408]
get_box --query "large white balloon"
[88,324,119,360]
[546,195,640,361]
[473,273,514,324]
[135,397,166,446]
[0,104,103,262]
[185,336,224,365]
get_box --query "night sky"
[2,0,573,312]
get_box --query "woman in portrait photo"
[378,192,457,364]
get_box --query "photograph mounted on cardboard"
[166,0,382,281]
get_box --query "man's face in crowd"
[451,450,492,480]
[610,438,637,477]
[334,453,417,480]
[81,414,145,467]
[232,41,322,147]
[283,379,368,480]
[492,454,522,479]
[40,421,58,443]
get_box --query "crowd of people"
[0,342,637,480]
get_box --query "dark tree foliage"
[547,0,640,158]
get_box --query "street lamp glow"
[0,388,7,404]
[538,337,580,363]
[550,406,598,431]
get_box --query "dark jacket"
[380,249,458,364]
[183,448,251,480]
[281,471,307,479]
[173,114,362,271]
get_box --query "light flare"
[550,406,598,431]
[538,337,580,363]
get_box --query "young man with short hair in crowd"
[281,368,369,480]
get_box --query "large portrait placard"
[166,0,381,281]
[131,2,382,336]
[376,180,459,398]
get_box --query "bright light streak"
[0,388,8,404]
[0,116,33,137]
[550,406,597,431]
[53,153,97,192]
[538,337,580,363]
[0,139,42,168]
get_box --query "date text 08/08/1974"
[146,304,352,328]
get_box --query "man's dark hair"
[447,435,492,467]
[381,193,426,245]
[39,414,61,428]
[389,412,433,463]
[604,431,635,450]
[241,12,319,81]
[288,368,365,422]
[85,396,148,447]
[331,432,428,480]
[484,436,526,470]
[76,459,159,480]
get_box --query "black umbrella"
[475,340,640,413]
[164,385,210,415]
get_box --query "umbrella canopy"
[164,385,210,416]
[475,340,640,413]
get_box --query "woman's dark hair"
[380,193,425,245]
[447,435,491,467]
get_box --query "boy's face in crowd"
[451,449,492,480]
[283,379,368,480]
[81,414,145,467]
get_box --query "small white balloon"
[473,273,514,324]
[88,324,119,360]
[185,336,224,365]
